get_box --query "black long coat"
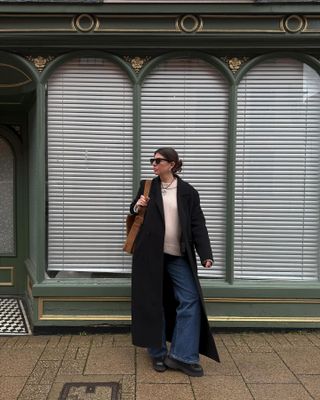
[130,176,220,362]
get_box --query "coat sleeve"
[129,180,145,215]
[190,189,214,264]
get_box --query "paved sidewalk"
[1,330,320,399]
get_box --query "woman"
[130,147,220,377]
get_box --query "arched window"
[140,58,228,278]
[47,57,133,273]
[0,136,14,255]
[235,58,320,280]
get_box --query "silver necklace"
[161,178,175,195]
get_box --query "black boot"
[152,356,167,372]
[164,356,204,377]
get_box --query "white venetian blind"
[140,58,228,278]
[235,58,320,280]
[47,57,133,272]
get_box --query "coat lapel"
[153,176,165,223]
[177,176,191,229]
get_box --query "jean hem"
[148,350,167,359]
[169,353,199,364]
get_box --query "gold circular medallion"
[283,15,307,33]
[73,14,97,33]
[178,15,202,33]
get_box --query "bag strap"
[139,179,152,217]
[123,179,153,254]
[143,179,152,198]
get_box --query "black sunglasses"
[149,157,170,165]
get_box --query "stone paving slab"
[40,346,69,361]
[0,377,27,400]
[221,333,253,354]
[262,332,294,350]
[58,358,87,376]
[136,383,195,400]
[18,384,51,400]
[1,330,320,399]
[191,375,254,400]
[85,346,135,375]
[238,333,274,353]
[276,347,320,374]
[298,375,320,400]
[113,333,133,347]
[231,352,298,384]
[248,383,314,400]
[282,332,315,348]
[69,335,92,347]
[0,347,44,377]
[27,360,61,385]
[306,332,320,347]
[199,343,240,376]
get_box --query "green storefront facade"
[0,0,320,331]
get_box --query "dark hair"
[154,147,183,174]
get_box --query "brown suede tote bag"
[123,180,152,254]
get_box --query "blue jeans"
[148,254,201,364]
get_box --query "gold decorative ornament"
[25,55,54,72]
[221,56,249,73]
[123,56,151,73]
[73,14,98,33]
[282,15,307,33]
[176,14,203,33]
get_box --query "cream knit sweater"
[162,179,182,256]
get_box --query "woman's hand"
[136,195,150,208]
[203,259,213,268]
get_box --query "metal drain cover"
[59,382,120,400]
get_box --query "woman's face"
[151,152,175,177]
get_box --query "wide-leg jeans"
[148,253,201,364]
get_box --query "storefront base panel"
[29,280,320,329]
[27,293,320,329]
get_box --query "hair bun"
[173,159,183,174]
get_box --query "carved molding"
[123,56,151,73]
[0,13,318,34]
[176,14,203,33]
[72,14,99,33]
[221,56,250,73]
[25,55,55,72]
[0,63,32,87]
[282,15,307,33]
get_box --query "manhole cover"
[59,382,119,400]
